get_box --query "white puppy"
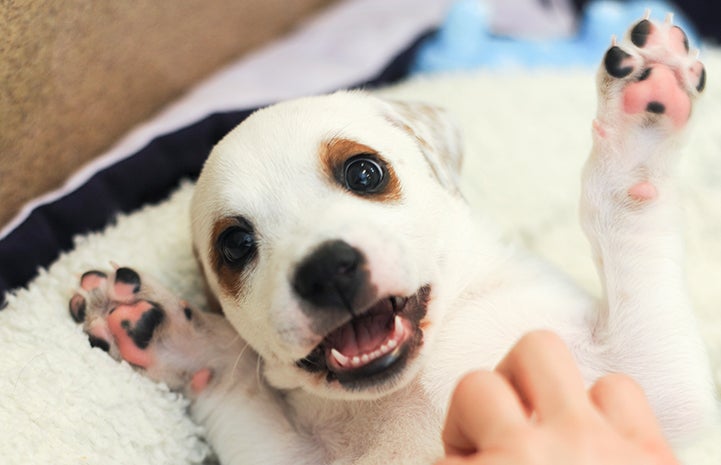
[70,18,718,464]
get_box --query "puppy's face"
[191,91,469,399]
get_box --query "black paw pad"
[604,46,634,78]
[697,67,706,93]
[631,19,652,47]
[69,294,87,323]
[637,67,652,81]
[115,267,141,293]
[122,305,164,349]
[88,335,110,352]
[646,101,666,114]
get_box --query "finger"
[435,457,471,465]
[442,370,527,456]
[589,373,666,443]
[495,330,589,420]
[435,453,516,465]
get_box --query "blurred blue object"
[410,0,700,73]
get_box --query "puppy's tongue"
[325,307,408,371]
[329,313,393,355]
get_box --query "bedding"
[0,0,334,230]
[1,0,720,463]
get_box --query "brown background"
[0,0,333,229]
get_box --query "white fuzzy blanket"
[3,51,721,464]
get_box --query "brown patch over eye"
[319,138,402,202]
[209,216,257,298]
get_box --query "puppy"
[70,18,718,464]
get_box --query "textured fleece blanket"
[2,51,721,464]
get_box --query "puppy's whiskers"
[231,340,251,374]
[224,332,243,349]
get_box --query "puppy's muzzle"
[291,240,431,389]
[292,240,371,315]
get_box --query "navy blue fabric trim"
[0,31,431,301]
[0,110,252,301]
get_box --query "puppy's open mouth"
[297,285,431,388]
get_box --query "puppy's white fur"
[169,22,718,465]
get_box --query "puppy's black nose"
[292,240,366,312]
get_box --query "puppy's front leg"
[69,266,322,465]
[191,382,326,465]
[581,18,718,440]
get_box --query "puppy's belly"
[423,254,598,411]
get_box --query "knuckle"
[515,330,566,354]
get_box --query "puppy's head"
[191,91,470,399]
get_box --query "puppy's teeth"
[361,354,370,364]
[388,339,397,349]
[351,356,361,366]
[393,315,404,340]
[331,348,349,367]
[372,350,381,359]
[380,343,389,354]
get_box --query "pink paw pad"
[80,270,108,291]
[621,67,691,128]
[190,368,214,394]
[70,271,109,323]
[628,181,657,201]
[107,300,164,368]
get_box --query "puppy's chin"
[265,285,432,400]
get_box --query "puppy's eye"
[218,227,256,265]
[343,155,386,194]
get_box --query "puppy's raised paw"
[587,15,706,206]
[597,16,705,133]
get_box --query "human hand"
[437,330,679,465]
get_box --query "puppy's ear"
[383,100,463,194]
